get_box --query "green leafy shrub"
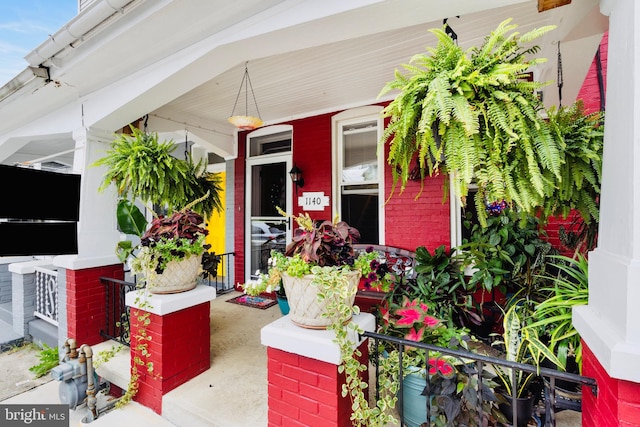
[29,344,59,378]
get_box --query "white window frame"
[332,106,385,244]
[450,178,479,249]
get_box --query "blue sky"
[0,0,78,85]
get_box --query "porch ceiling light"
[228,62,263,131]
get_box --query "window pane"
[341,194,378,245]
[342,121,377,184]
[249,131,292,157]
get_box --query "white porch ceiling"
[0,0,607,166]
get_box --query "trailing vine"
[314,266,398,426]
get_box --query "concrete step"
[91,340,131,392]
[28,318,57,348]
[0,318,23,351]
[0,302,11,324]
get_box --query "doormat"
[226,294,277,310]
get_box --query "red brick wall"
[130,302,211,414]
[66,264,124,346]
[267,340,369,427]
[582,342,640,426]
[233,107,453,284]
[577,32,608,115]
[384,172,450,252]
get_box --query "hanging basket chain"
[229,63,262,120]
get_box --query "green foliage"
[529,254,589,370]
[380,18,558,226]
[378,339,500,426]
[546,101,603,252]
[93,125,222,218]
[310,258,397,426]
[492,303,563,397]
[29,344,59,378]
[459,207,554,294]
[386,245,480,328]
[545,101,603,223]
[115,199,148,262]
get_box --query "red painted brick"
[299,356,339,377]
[269,398,299,419]
[268,371,300,393]
[299,408,334,426]
[620,401,640,423]
[282,364,319,386]
[299,381,338,406]
[283,389,319,415]
[621,381,640,405]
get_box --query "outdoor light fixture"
[228,62,263,130]
[289,164,304,193]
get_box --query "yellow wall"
[206,172,226,259]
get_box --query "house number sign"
[298,192,329,211]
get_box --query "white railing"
[34,266,59,326]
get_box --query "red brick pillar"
[581,342,640,426]
[66,263,124,346]
[126,285,216,414]
[261,313,375,427]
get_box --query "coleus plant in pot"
[130,206,219,293]
[242,207,389,328]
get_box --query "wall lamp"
[289,164,304,194]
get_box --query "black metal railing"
[363,331,597,427]
[202,252,235,295]
[100,277,138,346]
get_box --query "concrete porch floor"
[0,290,582,426]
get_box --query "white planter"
[145,254,201,294]
[281,270,360,329]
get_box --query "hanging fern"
[380,18,558,226]
[544,100,604,225]
[93,125,223,218]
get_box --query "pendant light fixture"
[228,62,264,130]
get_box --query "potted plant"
[491,303,563,426]
[130,201,214,293]
[377,297,501,426]
[241,208,386,328]
[387,244,482,330]
[93,124,223,263]
[529,254,588,374]
[456,206,555,339]
[242,253,289,315]
[379,18,559,227]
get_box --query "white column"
[574,0,640,382]
[55,127,120,270]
